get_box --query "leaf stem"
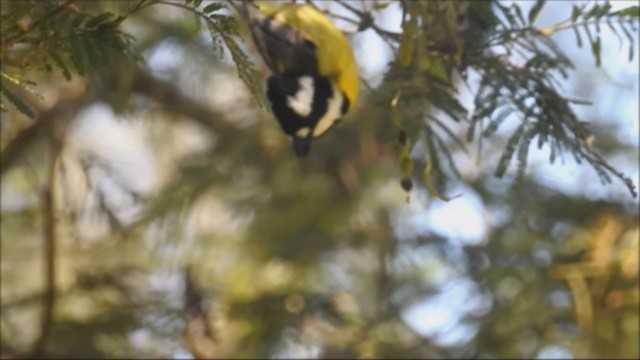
[541,18,636,36]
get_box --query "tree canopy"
[1,0,638,358]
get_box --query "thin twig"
[543,18,637,36]
[154,0,205,16]
[334,0,402,41]
[360,76,375,93]
[128,0,152,15]
[3,0,75,48]
[320,9,360,26]
[335,0,363,16]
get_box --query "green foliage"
[0,0,267,118]
[1,1,639,359]
[2,0,635,196]
[0,0,138,117]
[203,9,268,109]
[155,0,268,108]
[558,2,640,63]
[467,1,638,196]
[0,73,38,118]
[528,0,546,24]
[377,0,638,198]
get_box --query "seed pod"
[400,177,413,192]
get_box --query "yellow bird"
[247,2,359,156]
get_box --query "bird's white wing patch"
[287,76,314,117]
[313,84,344,137]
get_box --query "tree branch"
[29,123,64,358]
[130,70,231,134]
[1,88,92,177]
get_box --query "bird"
[245,2,359,156]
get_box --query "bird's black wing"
[247,5,319,75]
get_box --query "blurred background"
[1,0,638,358]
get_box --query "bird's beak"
[292,136,311,157]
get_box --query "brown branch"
[129,69,247,157]
[2,67,240,178]
[183,268,217,359]
[1,120,45,176]
[29,125,64,358]
[1,89,92,177]
[130,70,229,133]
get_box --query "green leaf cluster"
[1,0,137,117]
[380,0,638,198]
[0,0,269,119]
[563,2,639,65]
[173,0,268,108]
